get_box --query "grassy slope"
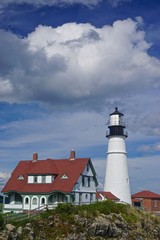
[2,200,160,239]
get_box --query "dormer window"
[34,176,37,183]
[18,175,24,180]
[28,175,53,183]
[61,174,68,179]
[42,176,46,183]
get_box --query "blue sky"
[0,0,160,194]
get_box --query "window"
[42,176,46,183]
[154,200,157,208]
[41,197,45,205]
[88,177,90,187]
[34,176,38,183]
[90,193,93,202]
[25,197,29,204]
[82,176,85,186]
[134,202,141,208]
[18,175,24,180]
[85,194,88,199]
[82,176,90,187]
[32,197,37,205]
[87,164,89,172]
[61,174,68,179]
[15,193,22,203]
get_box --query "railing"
[106,130,128,137]
[3,203,23,210]
[3,203,62,223]
[2,201,97,223]
[4,204,49,223]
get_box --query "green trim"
[88,158,98,186]
[3,190,72,195]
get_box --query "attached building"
[96,191,119,202]
[132,190,160,212]
[2,151,98,213]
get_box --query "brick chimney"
[32,152,38,162]
[69,150,76,161]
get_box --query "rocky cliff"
[1,201,160,240]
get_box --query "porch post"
[22,195,24,211]
[2,194,6,213]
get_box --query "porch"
[3,192,73,213]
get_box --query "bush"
[0,204,3,212]
[55,203,76,215]
[0,214,4,229]
[76,200,137,222]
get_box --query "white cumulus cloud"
[0,18,160,107]
[0,18,160,138]
[0,171,10,186]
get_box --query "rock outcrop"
[1,202,160,240]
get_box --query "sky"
[0,0,160,195]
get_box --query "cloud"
[0,0,133,8]
[0,0,102,8]
[138,142,160,153]
[108,0,132,7]
[0,171,10,185]
[128,155,160,193]
[0,18,160,138]
[0,110,106,151]
[0,171,10,192]
[0,18,160,107]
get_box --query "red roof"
[96,191,119,200]
[2,157,95,194]
[132,190,160,199]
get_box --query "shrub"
[55,203,76,215]
[0,214,4,229]
[0,204,3,212]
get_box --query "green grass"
[4,200,160,239]
[6,200,139,226]
[75,200,138,222]
[2,201,160,239]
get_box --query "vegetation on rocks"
[1,200,160,239]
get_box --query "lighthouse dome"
[110,107,123,116]
[109,107,125,127]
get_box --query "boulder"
[5,224,15,232]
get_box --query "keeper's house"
[1,151,98,213]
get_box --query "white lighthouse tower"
[104,107,131,204]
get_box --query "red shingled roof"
[96,191,119,200]
[2,158,92,194]
[132,190,160,199]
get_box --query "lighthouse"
[104,107,131,204]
